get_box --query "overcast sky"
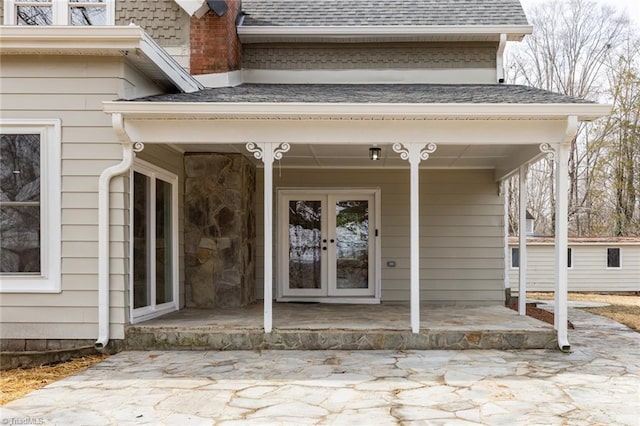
[520,0,640,24]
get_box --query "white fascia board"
[0,26,202,93]
[104,101,611,122]
[237,25,533,42]
[0,25,145,51]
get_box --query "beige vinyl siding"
[0,55,163,340]
[509,244,640,292]
[256,168,505,305]
[136,144,186,308]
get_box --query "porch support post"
[541,115,576,352]
[246,142,290,333]
[518,165,528,315]
[501,181,510,294]
[392,142,437,333]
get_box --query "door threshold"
[277,297,380,304]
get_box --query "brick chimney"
[190,0,241,75]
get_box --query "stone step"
[125,327,557,350]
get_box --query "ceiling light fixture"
[369,146,382,161]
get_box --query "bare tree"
[506,0,633,236]
[604,36,640,235]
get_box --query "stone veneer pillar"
[184,154,256,308]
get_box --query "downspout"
[554,115,578,352]
[95,113,136,349]
[496,33,507,83]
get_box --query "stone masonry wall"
[184,154,256,308]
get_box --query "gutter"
[103,101,612,122]
[95,113,136,349]
[237,25,533,43]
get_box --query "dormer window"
[4,0,115,26]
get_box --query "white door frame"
[276,188,381,304]
[129,159,180,323]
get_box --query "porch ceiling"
[175,142,533,170]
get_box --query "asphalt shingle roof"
[128,84,591,104]
[240,0,530,27]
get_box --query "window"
[5,0,114,26]
[511,246,572,269]
[0,120,61,292]
[607,248,621,269]
[511,247,519,268]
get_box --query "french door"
[277,189,380,303]
[130,160,179,322]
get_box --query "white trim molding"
[0,119,61,293]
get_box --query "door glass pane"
[133,172,150,309]
[288,200,322,289]
[335,200,369,289]
[155,179,173,304]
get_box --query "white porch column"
[555,142,570,351]
[542,116,576,352]
[246,142,290,333]
[553,144,571,351]
[392,142,437,333]
[501,181,510,294]
[518,165,528,315]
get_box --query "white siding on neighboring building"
[508,242,640,292]
[256,168,505,305]
[0,55,164,340]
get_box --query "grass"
[528,292,640,332]
[0,354,108,406]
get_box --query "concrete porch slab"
[125,303,557,351]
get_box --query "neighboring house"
[0,0,611,354]
[508,237,640,292]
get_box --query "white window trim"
[606,247,622,269]
[4,0,115,26]
[510,247,519,269]
[0,119,61,293]
[129,159,180,324]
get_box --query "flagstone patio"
[126,303,557,350]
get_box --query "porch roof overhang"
[103,84,611,181]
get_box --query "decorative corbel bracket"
[246,142,290,164]
[132,142,145,153]
[539,142,556,160]
[392,142,437,165]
